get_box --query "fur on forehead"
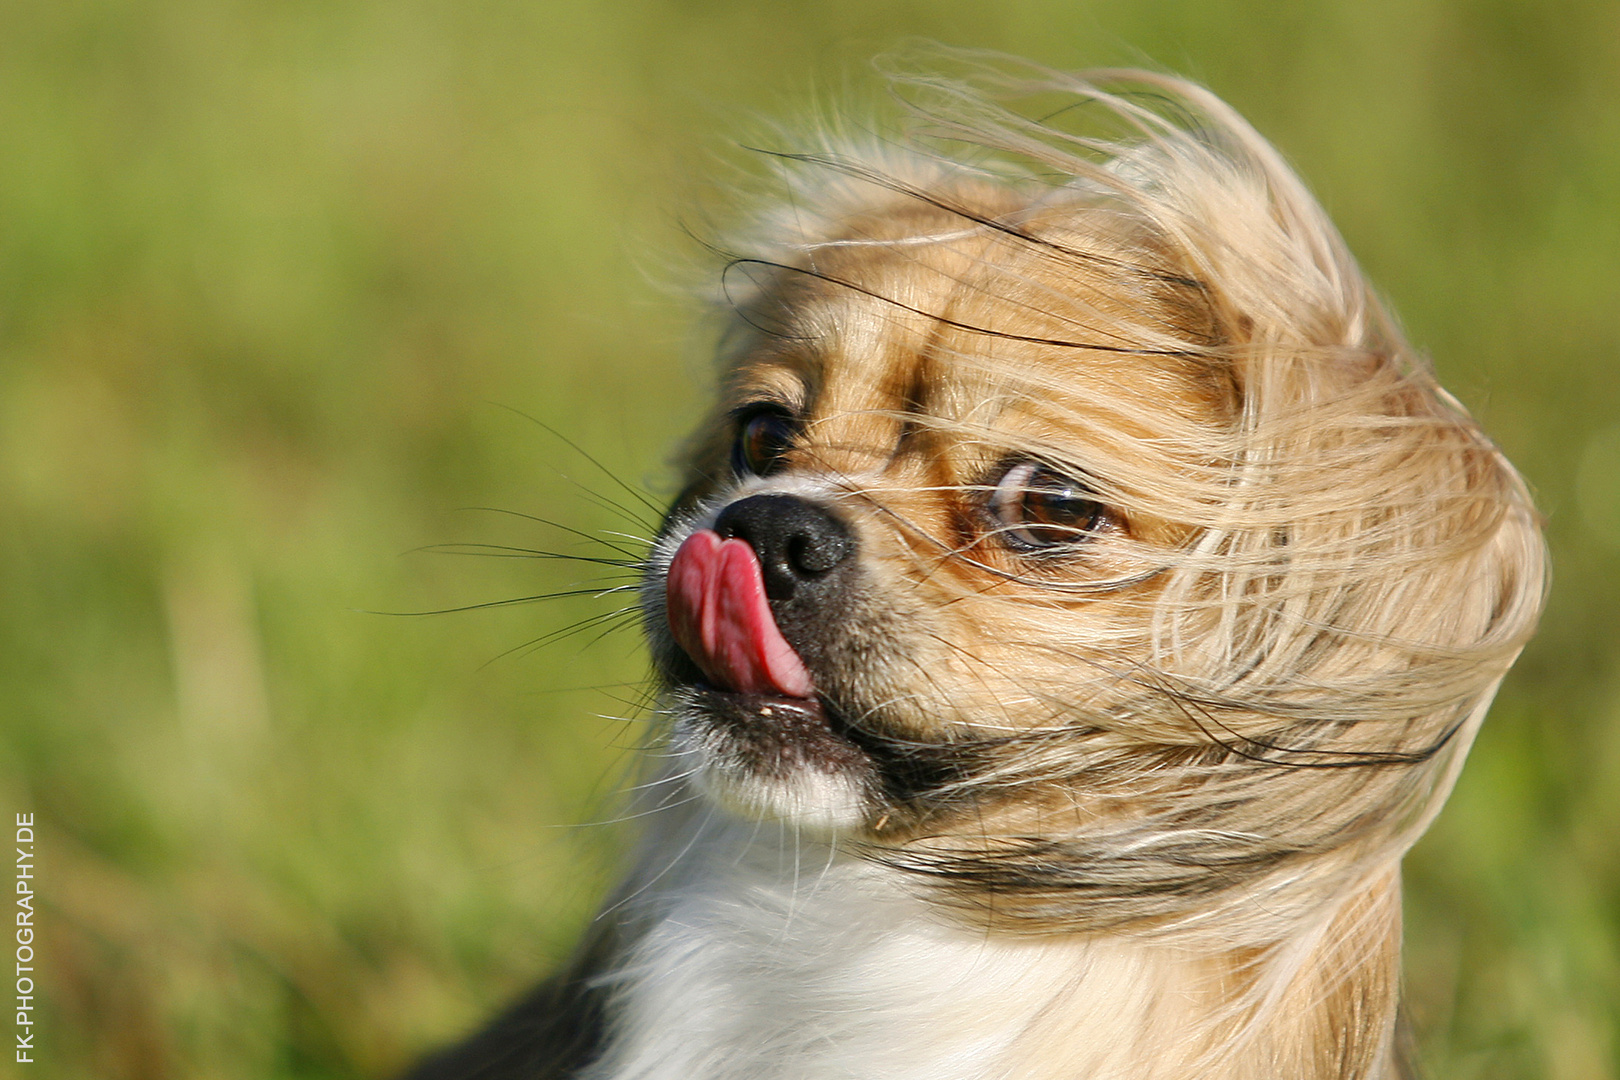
[679,59,1546,936]
[713,66,1350,372]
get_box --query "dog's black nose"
[713,494,853,602]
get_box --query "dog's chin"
[667,685,881,833]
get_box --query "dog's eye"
[987,461,1106,551]
[732,407,798,477]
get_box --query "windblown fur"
[407,55,1546,1080]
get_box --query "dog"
[405,57,1547,1080]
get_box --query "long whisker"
[412,542,642,569]
[482,606,644,668]
[594,804,719,922]
[494,402,669,523]
[364,585,637,617]
[453,506,647,559]
[559,477,663,535]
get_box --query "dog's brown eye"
[988,461,1106,552]
[732,407,798,477]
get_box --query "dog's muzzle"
[664,493,856,698]
[715,491,853,599]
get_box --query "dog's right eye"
[732,407,798,477]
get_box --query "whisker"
[572,791,708,828]
[452,506,647,559]
[518,680,660,696]
[594,804,719,922]
[413,542,643,569]
[493,402,670,522]
[364,586,636,617]
[481,606,644,668]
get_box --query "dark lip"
[678,678,837,733]
[674,681,962,811]
[678,683,879,780]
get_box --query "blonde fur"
[627,58,1544,1079]
[410,54,1546,1080]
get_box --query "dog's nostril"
[787,531,848,575]
[712,493,854,600]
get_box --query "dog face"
[638,69,1546,937]
[647,200,1214,825]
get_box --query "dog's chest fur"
[584,821,1241,1080]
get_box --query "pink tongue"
[665,529,815,698]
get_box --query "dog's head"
[639,64,1545,938]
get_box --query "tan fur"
[413,56,1546,1080]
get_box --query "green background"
[2,1,1616,1076]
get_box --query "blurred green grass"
[0,1,1615,1076]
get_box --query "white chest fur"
[580,819,1235,1080]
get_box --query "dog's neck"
[581,810,1404,1080]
